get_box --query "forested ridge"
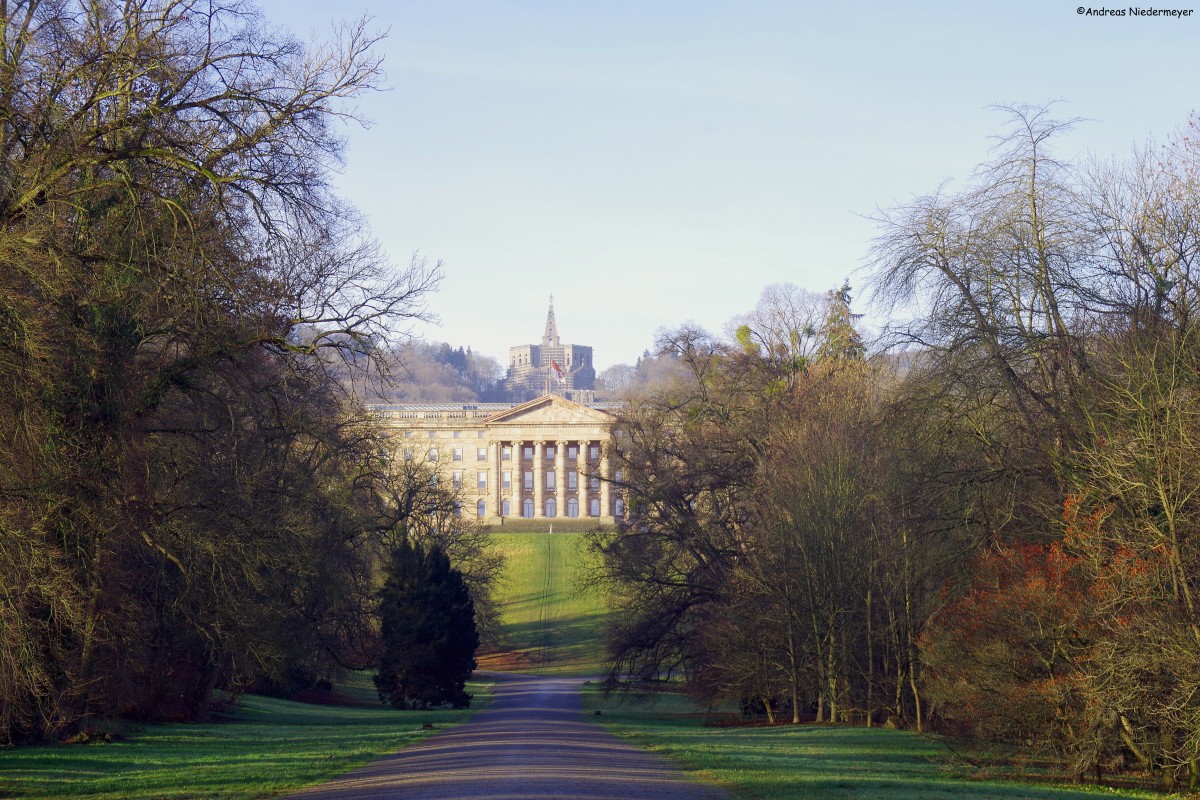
[593,106,1200,789]
[347,341,508,403]
[0,0,498,744]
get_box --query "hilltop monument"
[505,297,596,403]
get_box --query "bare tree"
[0,0,437,741]
[870,104,1094,452]
[727,283,823,367]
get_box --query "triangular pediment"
[484,394,612,426]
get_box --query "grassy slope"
[478,531,609,676]
[582,685,1158,800]
[0,679,492,800]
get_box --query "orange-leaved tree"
[920,538,1094,756]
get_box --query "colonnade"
[486,438,611,519]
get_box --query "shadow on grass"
[0,681,493,800]
[581,685,1159,800]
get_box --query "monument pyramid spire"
[543,294,561,348]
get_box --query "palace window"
[523,471,533,490]
[453,448,463,462]
[476,499,486,518]
[590,475,600,489]
[502,446,512,461]
[501,498,511,517]
[567,445,578,459]
[428,448,438,462]
[477,447,487,461]
[545,446,555,460]
[568,470,577,490]
[523,498,534,518]
[546,470,556,490]
[545,498,557,518]
[524,445,534,460]
[589,498,600,517]
[589,445,600,460]
[502,470,511,489]
[477,472,487,490]
[567,498,579,518]
[452,471,462,489]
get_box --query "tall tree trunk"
[786,623,801,724]
[902,527,923,732]
[826,632,839,723]
[866,587,874,727]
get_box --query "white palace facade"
[371,394,624,524]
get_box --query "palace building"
[371,394,624,524]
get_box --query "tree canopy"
[592,106,1200,790]
[0,0,494,744]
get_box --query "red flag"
[551,360,565,381]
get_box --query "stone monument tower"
[505,297,596,402]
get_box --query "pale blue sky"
[255,0,1198,370]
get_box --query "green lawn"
[0,679,492,800]
[581,684,1157,800]
[2,534,1162,800]
[0,529,609,798]
[480,531,610,675]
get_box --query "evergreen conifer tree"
[374,540,478,709]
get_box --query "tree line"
[0,0,493,743]
[591,105,1200,789]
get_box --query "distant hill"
[346,340,508,403]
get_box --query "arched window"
[501,498,511,517]
[589,498,600,517]
[476,499,486,518]
[567,497,579,518]
[523,498,534,518]
[545,497,557,518]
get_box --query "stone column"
[554,440,566,519]
[577,440,589,517]
[533,440,544,518]
[511,439,522,518]
[492,439,503,519]
[599,445,611,519]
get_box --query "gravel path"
[285,672,728,800]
